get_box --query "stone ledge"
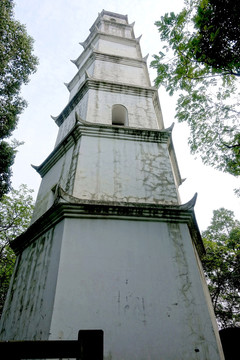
[33,118,172,177]
[55,78,157,127]
[68,50,149,93]
[75,30,140,69]
[11,193,204,258]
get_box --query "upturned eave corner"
[180,193,198,211]
[35,115,174,178]
[31,164,39,173]
[180,193,205,257]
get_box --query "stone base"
[0,199,224,359]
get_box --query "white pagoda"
[0,10,224,360]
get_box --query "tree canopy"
[194,0,240,75]
[201,208,240,328]
[0,0,38,199]
[0,184,34,317]
[151,0,240,179]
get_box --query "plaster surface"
[97,37,139,59]
[53,7,161,146]
[31,143,77,223]
[93,60,148,86]
[32,125,179,223]
[73,134,179,204]
[0,222,64,340]
[55,85,161,147]
[46,217,223,360]
[86,88,159,129]
[0,207,223,358]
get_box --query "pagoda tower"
[0,10,224,360]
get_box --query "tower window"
[112,104,128,126]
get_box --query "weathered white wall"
[100,16,133,37]
[55,92,89,146]
[0,216,223,359]
[101,13,128,26]
[86,89,159,128]
[98,38,139,59]
[93,60,149,87]
[73,134,179,204]
[0,223,64,340]
[54,11,160,147]
[55,85,160,147]
[48,217,223,360]
[31,143,78,223]
[101,23,133,38]
[33,128,177,223]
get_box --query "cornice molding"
[34,117,172,178]
[75,31,141,68]
[11,188,204,258]
[93,50,146,68]
[54,78,157,127]
[32,122,80,177]
[68,50,150,93]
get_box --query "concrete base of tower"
[0,200,224,360]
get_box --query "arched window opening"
[112,105,128,126]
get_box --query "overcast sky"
[12,0,239,230]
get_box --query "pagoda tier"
[53,10,163,148]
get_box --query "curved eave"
[53,78,159,127]
[11,191,204,258]
[68,50,152,93]
[33,118,172,178]
[75,31,142,69]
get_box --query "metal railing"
[0,329,103,359]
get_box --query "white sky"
[12,0,239,231]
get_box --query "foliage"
[0,141,15,198]
[201,208,240,328]
[151,0,240,178]
[0,184,34,317]
[194,0,240,75]
[0,0,38,199]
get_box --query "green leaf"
[202,208,240,327]
[152,0,240,177]
[0,184,34,317]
